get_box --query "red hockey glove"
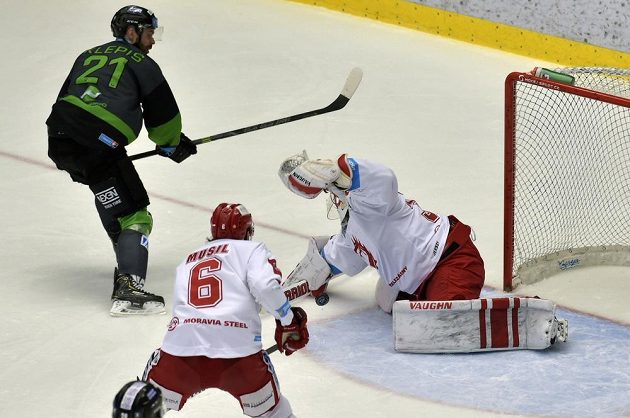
[275,307,309,356]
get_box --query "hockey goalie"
[278,150,569,353]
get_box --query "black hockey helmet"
[111,5,158,38]
[112,380,164,418]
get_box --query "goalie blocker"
[393,297,568,353]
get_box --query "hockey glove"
[275,307,309,356]
[279,152,353,199]
[156,133,198,163]
[285,159,341,199]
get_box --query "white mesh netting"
[507,67,630,287]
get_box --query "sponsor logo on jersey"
[97,133,119,149]
[389,266,407,287]
[432,241,440,257]
[180,317,249,328]
[80,85,102,103]
[167,317,179,331]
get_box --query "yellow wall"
[288,0,629,67]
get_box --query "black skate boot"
[110,272,165,316]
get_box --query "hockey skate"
[110,272,166,316]
[550,317,569,344]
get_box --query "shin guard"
[116,229,149,282]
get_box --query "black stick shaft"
[129,68,362,161]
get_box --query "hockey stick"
[129,67,363,161]
[265,278,330,355]
[282,278,330,307]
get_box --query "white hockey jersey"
[323,157,450,305]
[161,239,293,358]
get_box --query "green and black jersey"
[46,39,181,149]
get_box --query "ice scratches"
[307,304,630,417]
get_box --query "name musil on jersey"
[186,243,230,264]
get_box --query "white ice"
[1,1,629,417]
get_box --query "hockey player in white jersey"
[279,152,485,313]
[142,203,308,417]
[279,152,568,353]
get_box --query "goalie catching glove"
[278,151,352,199]
[156,132,197,163]
[275,307,309,356]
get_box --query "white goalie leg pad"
[282,236,331,288]
[392,297,569,353]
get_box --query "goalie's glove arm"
[279,152,355,199]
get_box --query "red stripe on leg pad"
[490,298,509,348]
[512,298,520,347]
[491,298,511,310]
[479,299,487,349]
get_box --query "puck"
[315,293,330,306]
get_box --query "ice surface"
[0,1,628,417]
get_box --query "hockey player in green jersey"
[46,5,197,315]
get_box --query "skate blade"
[557,319,569,343]
[110,300,166,316]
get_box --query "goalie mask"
[112,380,163,418]
[326,187,349,222]
[211,203,254,241]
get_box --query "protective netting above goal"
[504,67,630,291]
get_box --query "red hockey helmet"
[210,203,254,240]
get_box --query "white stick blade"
[341,67,363,99]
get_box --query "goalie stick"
[265,278,329,354]
[283,278,330,307]
[129,67,363,161]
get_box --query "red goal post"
[504,68,630,291]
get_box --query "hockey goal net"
[504,67,630,291]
